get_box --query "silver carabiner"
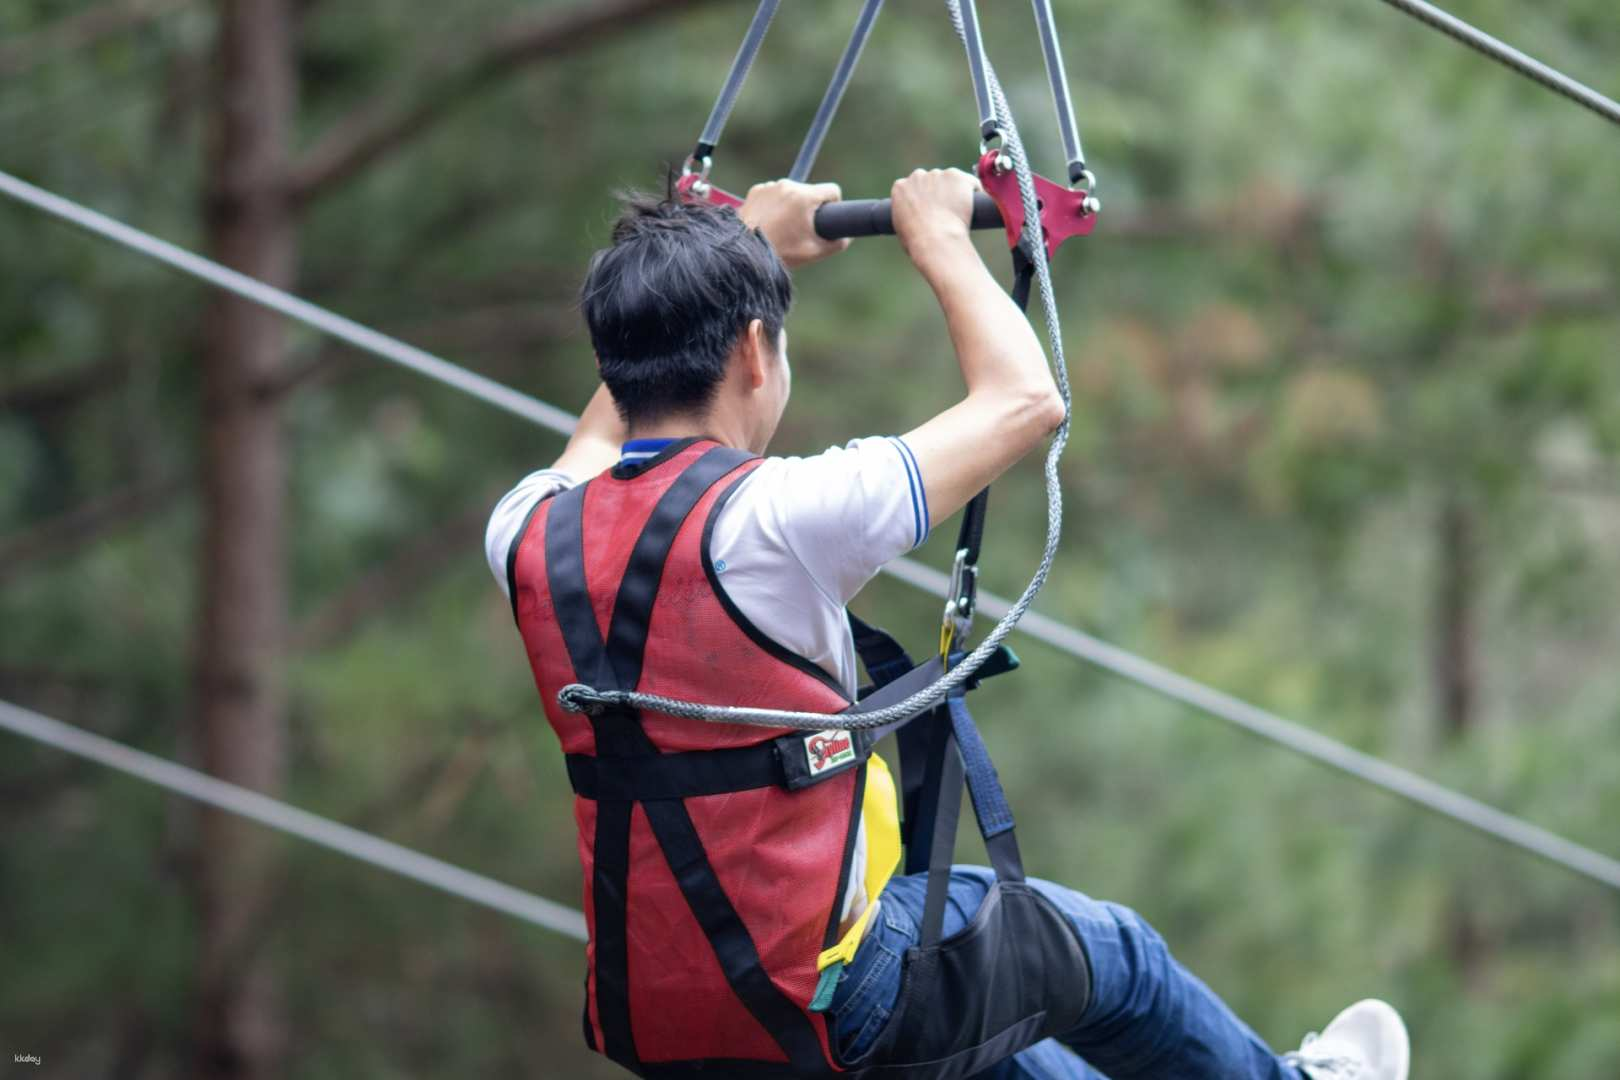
[942,546,979,645]
[681,155,714,197]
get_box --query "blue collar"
[619,437,678,464]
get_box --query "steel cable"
[1373,0,1620,129]
[1030,0,1090,185]
[2,150,1618,886]
[0,171,579,435]
[0,699,590,939]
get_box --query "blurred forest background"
[3,0,1618,1077]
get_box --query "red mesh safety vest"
[507,438,867,1076]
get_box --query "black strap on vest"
[850,612,913,694]
[849,613,939,870]
[538,447,1029,1070]
[545,446,829,1076]
[562,643,944,805]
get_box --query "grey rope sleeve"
[1030,0,1091,186]
[954,0,1000,143]
[788,0,886,183]
[1373,0,1620,130]
[559,0,1072,733]
[693,0,782,160]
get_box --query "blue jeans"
[828,867,1303,1080]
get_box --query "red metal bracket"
[975,150,1097,261]
[675,172,744,209]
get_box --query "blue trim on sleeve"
[894,437,930,540]
[887,437,924,548]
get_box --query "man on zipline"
[486,172,1410,1080]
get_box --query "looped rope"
[558,684,606,716]
[558,0,1072,732]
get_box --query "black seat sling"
[837,615,1092,1079]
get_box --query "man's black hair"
[580,186,792,427]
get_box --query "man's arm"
[889,169,1066,523]
[485,385,626,598]
[549,383,626,479]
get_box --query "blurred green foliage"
[3,0,1619,1076]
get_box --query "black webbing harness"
[532,440,1085,1077]
[534,444,1056,1077]
[542,447,832,1076]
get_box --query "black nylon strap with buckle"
[564,650,948,803]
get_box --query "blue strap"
[945,688,1016,841]
[915,688,1025,947]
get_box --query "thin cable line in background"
[0,700,589,940]
[883,560,1620,892]
[0,171,578,436]
[1372,0,1620,129]
[2,168,1617,894]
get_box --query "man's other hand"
[738,180,850,269]
[890,168,978,267]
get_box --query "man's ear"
[741,318,769,390]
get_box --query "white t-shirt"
[485,436,929,919]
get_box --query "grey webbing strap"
[692,0,782,162]
[789,0,887,182]
[1030,0,1090,185]
[917,722,964,949]
[955,0,999,143]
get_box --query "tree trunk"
[1433,494,1488,987]
[1433,496,1479,741]
[190,2,296,1077]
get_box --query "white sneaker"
[1282,999,1410,1080]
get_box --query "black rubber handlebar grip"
[813,193,1003,239]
